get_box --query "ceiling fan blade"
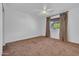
[47,9,53,11]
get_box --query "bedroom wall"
[41,16,46,36]
[68,7,79,44]
[4,6,42,44]
[0,3,2,55]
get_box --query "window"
[52,22,60,29]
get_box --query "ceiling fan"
[34,5,54,16]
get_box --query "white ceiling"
[4,3,79,16]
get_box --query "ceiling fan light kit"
[42,10,47,14]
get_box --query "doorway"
[50,15,60,39]
[46,12,68,42]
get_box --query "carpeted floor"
[3,36,79,56]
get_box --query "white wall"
[41,16,46,36]
[0,3,2,56]
[4,7,42,43]
[68,8,79,44]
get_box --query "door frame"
[46,11,68,42]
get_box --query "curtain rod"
[48,11,69,17]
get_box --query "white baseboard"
[5,34,42,44]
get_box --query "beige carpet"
[3,36,79,56]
